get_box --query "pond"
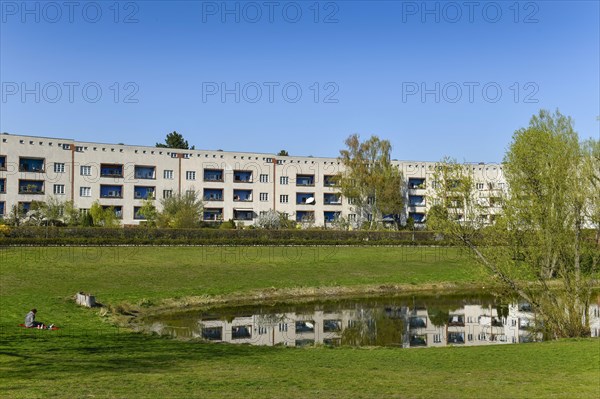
[142,292,600,348]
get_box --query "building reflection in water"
[148,297,600,348]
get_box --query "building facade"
[0,133,506,226]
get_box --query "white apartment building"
[0,133,506,227]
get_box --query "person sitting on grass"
[25,308,43,328]
[24,308,53,329]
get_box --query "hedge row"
[0,227,447,246]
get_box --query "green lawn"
[1,246,598,398]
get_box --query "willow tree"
[338,134,404,229]
[429,110,599,339]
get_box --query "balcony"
[204,169,224,182]
[408,178,426,190]
[409,317,427,329]
[409,195,425,207]
[18,202,32,215]
[100,185,123,198]
[233,189,252,202]
[134,186,155,200]
[134,166,156,180]
[19,157,45,173]
[18,180,44,194]
[233,170,253,183]
[447,332,465,344]
[102,205,123,219]
[232,325,252,339]
[202,327,223,341]
[296,193,315,205]
[296,211,314,222]
[323,175,338,187]
[295,321,315,333]
[448,315,465,327]
[296,174,315,186]
[324,211,340,223]
[133,206,145,220]
[323,193,342,205]
[410,334,427,347]
[100,164,123,178]
[203,208,223,221]
[323,320,341,332]
[408,212,425,223]
[203,189,224,201]
[233,209,254,221]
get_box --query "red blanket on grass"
[18,324,59,330]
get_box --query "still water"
[143,292,600,348]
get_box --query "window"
[164,170,174,180]
[163,190,173,199]
[80,165,92,176]
[186,171,196,180]
[54,163,65,173]
[476,182,484,190]
[259,193,268,201]
[280,194,289,203]
[0,178,5,193]
[348,197,357,205]
[280,176,288,185]
[259,174,269,183]
[80,187,91,197]
[0,201,4,215]
[498,182,506,189]
[0,155,6,170]
[348,214,356,222]
[433,334,442,343]
[53,184,65,195]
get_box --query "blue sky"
[1,0,598,162]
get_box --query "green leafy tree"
[277,150,289,156]
[138,196,157,226]
[429,110,599,339]
[156,190,204,228]
[155,131,195,150]
[89,201,119,227]
[338,134,404,229]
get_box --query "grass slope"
[1,246,597,398]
